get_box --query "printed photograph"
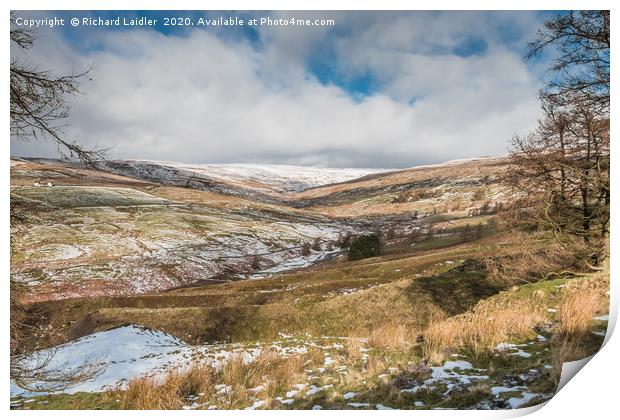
[9,10,610,410]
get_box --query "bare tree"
[510,11,610,265]
[10,13,104,392]
[526,10,609,112]
[10,14,105,162]
[461,223,471,243]
[510,101,609,261]
[475,222,484,240]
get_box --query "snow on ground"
[495,343,532,358]
[10,325,340,397]
[10,324,571,410]
[188,163,389,193]
[399,357,551,409]
[401,359,490,396]
[249,248,342,279]
[13,196,361,300]
[11,325,189,396]
[11,325,268,397]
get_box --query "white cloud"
[10,11,545,168]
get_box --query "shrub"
[348,234,382,261]
[423,319,462,364]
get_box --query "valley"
[9,156,609,410]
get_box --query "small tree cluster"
[348,234,382,261]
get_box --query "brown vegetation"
[367,323,415,351]
[557,287,606,339]
[422,303,544,364]
[114,350,306,410]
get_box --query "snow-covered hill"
[98,160,390,197]
[191,163,388,192]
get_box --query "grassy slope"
[31,233,510,346]
[290,157,511,217]
[14,270,609,410]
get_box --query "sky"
[10,11,561,168]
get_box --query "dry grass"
[115,349,306,410]
[217,350,306,409]
[344,337,365,363]
[220,350,305,400]
[467,305,544,353]
[422,270,609,366]
[422,303,545,363]
[305,346,326,367]
[549,280,608,385]
[550,336,591,387]
[117,364,215,409]
[367,323,415,351]
[482,232,576,285]
[364,354,387,377]
[557,288,606,338]
[423,318,462,364]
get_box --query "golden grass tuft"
[422,303,545,364]
[367,323,415,351]
[364,354,387,377]
[118,364,215,410]
[422,318,462,364]
[557,288,606,338]
[305,346,326,367]
[550,336,592,388]
[222,350,305,394]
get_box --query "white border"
[2,1,617,419]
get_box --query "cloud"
[10,11,546,168]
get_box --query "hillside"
[10,156,609,410]
[11,157,508,302]
[98,160,388,198]
[290,156,511,217]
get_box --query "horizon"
[10,153,504,170]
